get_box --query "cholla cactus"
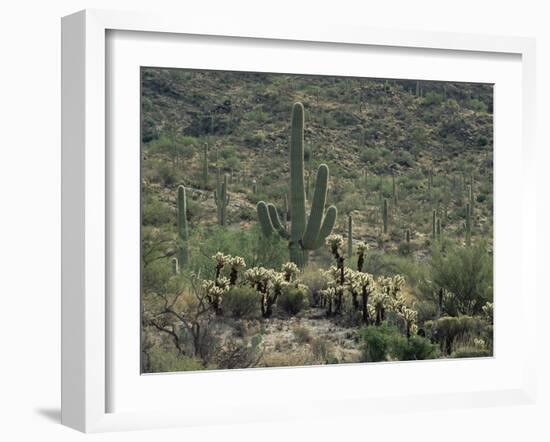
[356,241,368,272]
[326,234,344,256]
[281,262,299,282]
[397,306,418,338]
[371,290,390,325]
[319,287,336,316]
[351,271,375,325]
[202,279,230,315]
[244,267,286,318]
[212,252,229,268]
[473,338,486,349]
[482,301,493,324]
[228,256,246,285]
[244,266,271,292]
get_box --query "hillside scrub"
[140,69,493,372]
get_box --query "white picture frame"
[61,9,537,433]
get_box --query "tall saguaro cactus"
[347,214,353,258]
[382,199,389,234]
[177,185,189,266]
[202,143,209,188]
[465,203,472,246]
[256,102,337,267]
[214,173,230,226]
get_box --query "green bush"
[143,346,204,373]
[360,324,439,362]
[429,242,493,315]
[424,315,490,355]
[391,334,440,361]
[277,286,307,316]
[360,324,393,362]
[223,286,260,318]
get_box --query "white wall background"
[0,1,548,440]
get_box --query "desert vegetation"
[140,69,493,372]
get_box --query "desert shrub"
[292,325,312,344]
[223,286,260,318]
[423,91,444,106]
[360,325,439,362]
[390,334,440,361]
[300,265,328,306]
[277,286,307,316]
[215,335,263,369]
[360,324,393,362]
[424,315,490,355]
[311,338,335,363]
[467,98,488,113]
[142,196,173,227]
[143,346,204,373]
[451,347,492,358]
[429,242,492,315]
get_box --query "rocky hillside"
[140,68,493,263]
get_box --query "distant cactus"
[257,103,337,267]
[383,199,389,234]
[252,179,257,195]
[177,185,189,266]
[347,214,353,259]
[214,173,230,226]
[171,257,179,275]
[465,203,472,246]
[356,241,368,272]
[392,173,398,206]
[432,210,437,239]
[436,218,442,241]
[202,143,209,188]
[406,229,410,243]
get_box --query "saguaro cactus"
[432,210,437,239]
[392,173,398,206]
[382,199,389,234]
[465,203,472,246]
[202,143,209,188]
[177,185,189,266]
[214,173,230,226]
[256,102,337,267]
[347,214,353,259]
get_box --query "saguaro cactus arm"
[267,203,290,239]
[302,164,329,249]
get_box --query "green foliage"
[360,324,439,362]
[278,286,307,316]
[424,315,491,355]
[429,242,492,315]
[223,286,260,318]
[143,346,204,373]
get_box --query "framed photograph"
[61,9,537,433]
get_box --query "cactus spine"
[177,185,189,266]
[347,214,353,259]
[383,199,388,234]
[202,143,209,188]
[256,102,337,267]
[214,173,230,226]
